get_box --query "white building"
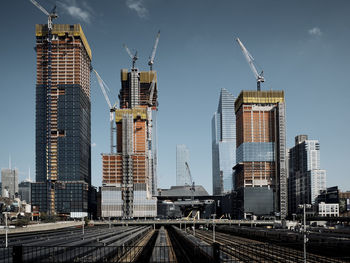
[1,168,18,199]
[318,202,339,217]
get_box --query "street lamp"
[299,204,312,263]
[211,213,216,243]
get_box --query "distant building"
[234,90,287,219]
[288,135,326,215]
[212,88,236,195]
[1,168,18,199]
[18,180,32,203]
[176,144,191,186]
[318,203,339,217]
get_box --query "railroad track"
[192,229,346,263]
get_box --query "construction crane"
[148,30,160,71]
[93,69,117,153]
[30,0,58,30]
[185,162,195,201]
[30,0,58,216]
[236,38,265,91]
[123,44,138,69]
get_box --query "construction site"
[98,33,161,219]
[31,0,92,217]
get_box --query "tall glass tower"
[212,88,236,195]
[176,144,191,186]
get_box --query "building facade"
[288,135,326,215]
[1,168,18,199]
[101,69,157,218]
[176,144,191,186]
[234,90,287,219]
[212,88,236,195]
[32,24,92,216]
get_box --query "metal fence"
[0,243,349,263]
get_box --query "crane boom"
[93,69,112,109]
[236,38,264,91]
[123,44,138,68]
[185,162,193,184]
[30,0,50,16]
[148,30,160,70]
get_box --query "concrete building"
[176,144,191,186]
[19,180,32,203]
[233,90,287,219]
[101,69,158,218]
[31,24,92,217]
[1,168,18,199]
[288,135,326,215]
[318,203,339,217]
[212,88,236,195]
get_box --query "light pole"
[299,204,311,263]
[4,212,8,248]
[211,213,216,243]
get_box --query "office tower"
[32,24,92,216]
[1,168,18,199]
[288,135,326,215]
[19,180,32,203]
[101,69,157,218]
[212,88,236,195]
[176,144,191,186]
[234,90,287,219]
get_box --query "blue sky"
[0,0,349,194]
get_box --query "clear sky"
[0,0,349,194]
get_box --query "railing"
[0,243,349,263]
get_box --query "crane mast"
[236,38,265,91]
[30,0,58,215]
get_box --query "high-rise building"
[176,144,191,186]
[212,88,236,195]
[288,135,326,215]
[1,168,18,199]
[101,69,157,218]
[234,90,287,219]
[19,180,32,203]
[31,24,92,216]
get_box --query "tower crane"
[30,0,58,30]
[123,44,138,69]
[236,38,265,91]
[93,69,117,153]
[148,30,160,71]
[185,162,195,201]
[30,0,58,216]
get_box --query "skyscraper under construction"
[31,24,92,217]
[101,69,158,218]
[234,90,287,219]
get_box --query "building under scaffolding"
[101,70,158,218]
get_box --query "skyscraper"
[288,135,326,215]
[212,88,236,195]
[32,24,92,216]
[234,90,287,219]
[176,144,191,186]
[1,168,18,199]
[101,69,157,218]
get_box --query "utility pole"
[5,212,8,248]
[299,204,311,263]
[212,213,216,243]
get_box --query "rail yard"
[1,223,349,262]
